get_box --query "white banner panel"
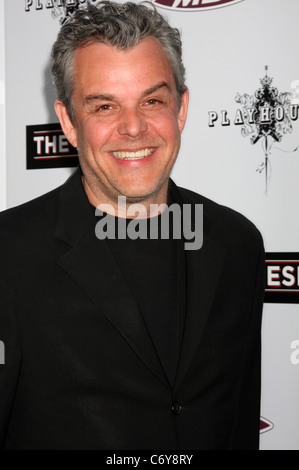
[0,0,6,210]
[3,0,299,449]
[4,0,74,209]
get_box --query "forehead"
[73,37,176,97]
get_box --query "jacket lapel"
[175,234,226,386]
[54,170,226,389]
[54,169,169,388]
[169,181,226,388]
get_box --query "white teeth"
[113,148,154,160]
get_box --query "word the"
[290,340,299,365]
[95,198,203,251]
[33,134,69,156]
[208,105,299,127]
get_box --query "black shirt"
[93,207,186,388]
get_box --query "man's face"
[55,37,189,208]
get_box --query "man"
[0,1,265,450]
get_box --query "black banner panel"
[265,253,299,304]
[26,123,78,169]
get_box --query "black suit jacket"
[0,168,265,450]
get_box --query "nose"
[117,107,148,138]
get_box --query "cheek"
[160,114,181,147]
[151,112,181,144]
[77,121,112,154]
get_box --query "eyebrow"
[141,81,170,98]
[83,81,170,106]
[84,93,115,106]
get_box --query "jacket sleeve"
[230,233,266,450]
[0,283,22,449]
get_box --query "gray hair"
[51,0,186,122]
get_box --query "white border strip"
[0,0,6,211]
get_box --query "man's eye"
[97,104,112,111]
[145,99,161,106]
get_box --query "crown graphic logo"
[235,66,298,194]
[51,0,81,25]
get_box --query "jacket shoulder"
[177,185,263,247]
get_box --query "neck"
[82,175,170,219]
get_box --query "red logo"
[152,0,244,12]
[260,417,274,434]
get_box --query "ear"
[177,86,189,133]
[54,100,78,148]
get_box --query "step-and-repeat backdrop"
[0,0,5,210]
[2,0,299,450]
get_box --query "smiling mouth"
[112,148,155,160]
